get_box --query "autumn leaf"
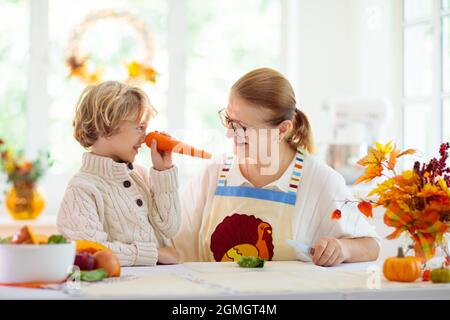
[331,209,342,220]
[355,165,383,184]
[86,68,102,84]
[397,149,416,158]
[357,147,386,168]
[418,183,448,199]
[437,177,448,192]
[385,225,407,239]
[368,178,395,196]
[387,148,400,170]
[357,201,373,218]
[143,66,157,83]
[127,61,142,77]
[375,141,394,155]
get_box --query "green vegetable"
[47,234,68,244]
[71,268,108,282]
[237,256,265,268]
[0,236,12,244]
[431,268,450,283]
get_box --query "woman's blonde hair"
[73,81,156,148]
[231,67,314,153]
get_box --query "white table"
[0,261,449,300]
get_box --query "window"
[444,15,450,92]
[48,0,169,173]
[1,0,284,215]
[404,0,433,21]
[402,0,449,162]
[443,1,450,144]
[403,24,433,97]
[444,7,450,142]
[444,99,450,141]
[0,0,29,148]
[444,0,450,10]
[180,0,282,180]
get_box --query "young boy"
[57,81,180,266]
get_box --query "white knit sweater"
[57,152,181,266]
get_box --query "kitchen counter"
[1,261,449,300]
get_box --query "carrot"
[145,131,212,159]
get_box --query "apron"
[199,148,305,262]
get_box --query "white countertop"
[1,261,449,300]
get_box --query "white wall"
[289,0,404,259]
[20,0,406,225]
[291,0,403,149]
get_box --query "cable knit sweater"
[57,152,181,266]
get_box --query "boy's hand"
[311,237,348,267]
[157,247,179,265]
[151,132,173,171]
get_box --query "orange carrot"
[145,131,212,159]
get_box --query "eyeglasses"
[218,108,256,137]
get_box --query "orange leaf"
[357,201,373,218]
[387,148,399,170]
[331,209,342,220]
[356,147,386,168]
[355,165,383,184]
[397,148,416,158]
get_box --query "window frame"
[402,0,449,154]
[21,0,290,215]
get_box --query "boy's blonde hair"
[73,81,156,148]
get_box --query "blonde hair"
[73,81,156,148]
[231,67,314,153]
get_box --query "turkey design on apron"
[199,148,305,262]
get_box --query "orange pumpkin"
[75,240,110,254]
[383,247,422,282]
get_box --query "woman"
[174,68,380,267]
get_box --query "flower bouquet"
[0,138,53,220]
[332,142,450,264]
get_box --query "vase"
[5,180,45,220]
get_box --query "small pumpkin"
[383,247,422,282]
[430,268,450,283]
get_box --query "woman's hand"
[311,237,349,267]
[157,247,179,265]
[151,132,173,171]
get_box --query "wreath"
[65,9,157,85]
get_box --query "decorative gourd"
[383,247,421,282]
[430,268,450,283]
[75,240,110,254]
